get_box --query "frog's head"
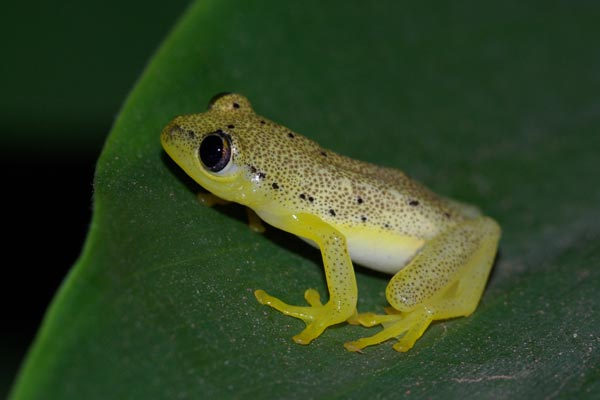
[161,93,261,205]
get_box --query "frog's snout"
[161,121,196,151]
[161,121,183,142]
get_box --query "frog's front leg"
[346,216,500,352]
[198,192,265,233]
[255,213,357,344]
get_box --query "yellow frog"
[160,93,501,352]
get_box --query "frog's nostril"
[161,123,183,145]
[171,124,182,135]
[165,123,183,138]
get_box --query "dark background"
[1,1,190,396]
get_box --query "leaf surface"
[11,1,600,399]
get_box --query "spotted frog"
[160,93,501,352]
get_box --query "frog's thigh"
[387,216,500,318]
[346,217,500,352]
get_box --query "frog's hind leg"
[345,216,500,352]
[344,309,432,352]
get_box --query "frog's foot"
[197,192,229,207]
[347,307,401,327]
[255,289,351,344]
[197,193,266,233]
[344,306,433,352]
[245,208,266,233]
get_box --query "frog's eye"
[199,131,232,172]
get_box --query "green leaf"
[11,1,600,399]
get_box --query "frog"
[160,93,501,352]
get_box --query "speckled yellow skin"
[161,93,501,352]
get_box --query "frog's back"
[243,129,464,237]
[317,150,468,233]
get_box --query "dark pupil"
[199,133,231,172]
